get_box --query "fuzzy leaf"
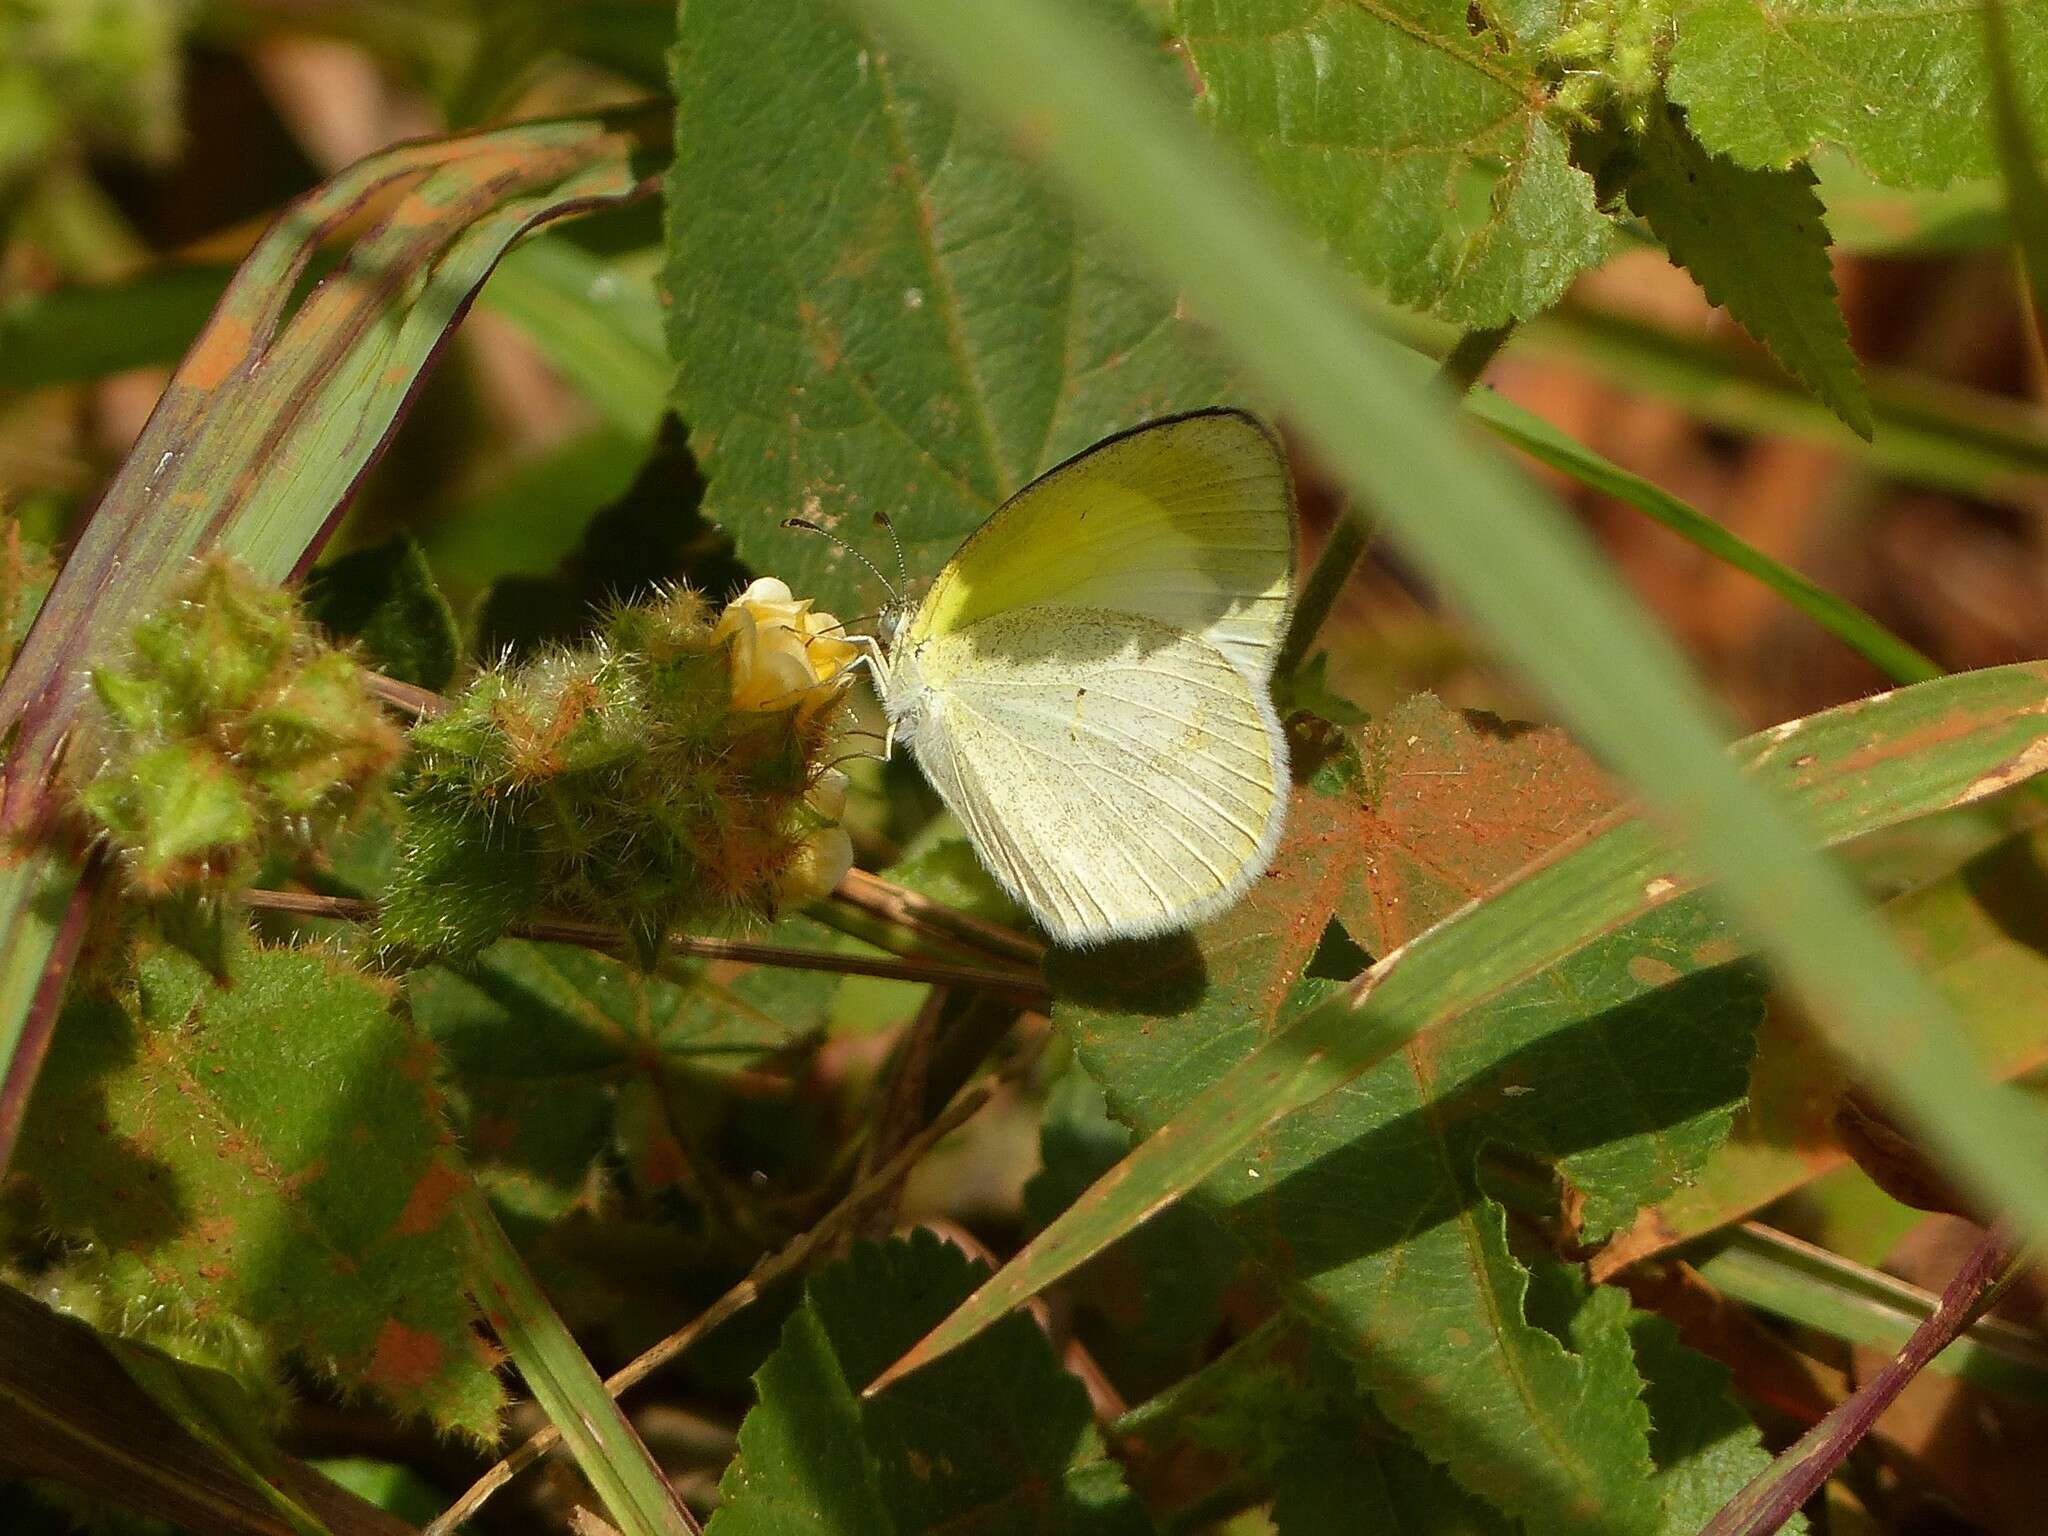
[1173,0,1613,326]
[1625,103,1872,438]
[707,1232,1150,1534]
[1668,0,2048,187]
[1055,699,1767,1532]
[1629,1312,1803,1533]
[303,536,461,693]
[664,0,1236,616]
[19,944,502,1437]
[413,933,836,1217]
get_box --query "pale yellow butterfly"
[856,409,1297,946]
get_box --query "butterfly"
[816,410,1296,946]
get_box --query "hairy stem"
[242,887,1048,1004]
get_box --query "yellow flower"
[711,577,859,721]
[777,768,854,905]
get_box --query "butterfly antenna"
[873,510,911,596]
[783,517,899,604]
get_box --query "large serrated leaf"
[1057,701,1754,1532]
[1173,0,1613,326]
[663,0,1236,615]
[413,932,837,1218]
[708,1232,1150,1534]
[874,662,2048,1400]
[19,945,502,1437]
[1668,0,2048,187]
[1624,103,1872,438]
[1628,1311,1804,1534]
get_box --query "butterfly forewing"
[904,410,1294,680]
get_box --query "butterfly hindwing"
[907,608,1286,945]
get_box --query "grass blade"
[1984,0,2048,355]
[1518,305,2048,507]
[478,240,668,438]
[1468,390,1943,685]
[1694,1224,2048,1402]
[455,1182,699,1536]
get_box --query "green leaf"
[707,1231,1151,1535]
[19,943,503,1437]
[874,662,2048,1399]
[663,0,1236,616]
[1668,0,2048,187]
[303,535,462,692]
[1056,704,1755,1531]
[413,933,836,1218]
[1174,0,1612,326]
[1630,1313,1802,1533]
[1623,103,1871,438]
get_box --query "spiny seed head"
[74,556,400,895]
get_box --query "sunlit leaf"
[664,0,1236,616]
[19,943,502,1436]
[1623,102,1870,437]
[1174,0,1612,326]
[1668,0,2048,186]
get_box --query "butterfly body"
[872,410,1296,946]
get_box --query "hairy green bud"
[382,580,858,965]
